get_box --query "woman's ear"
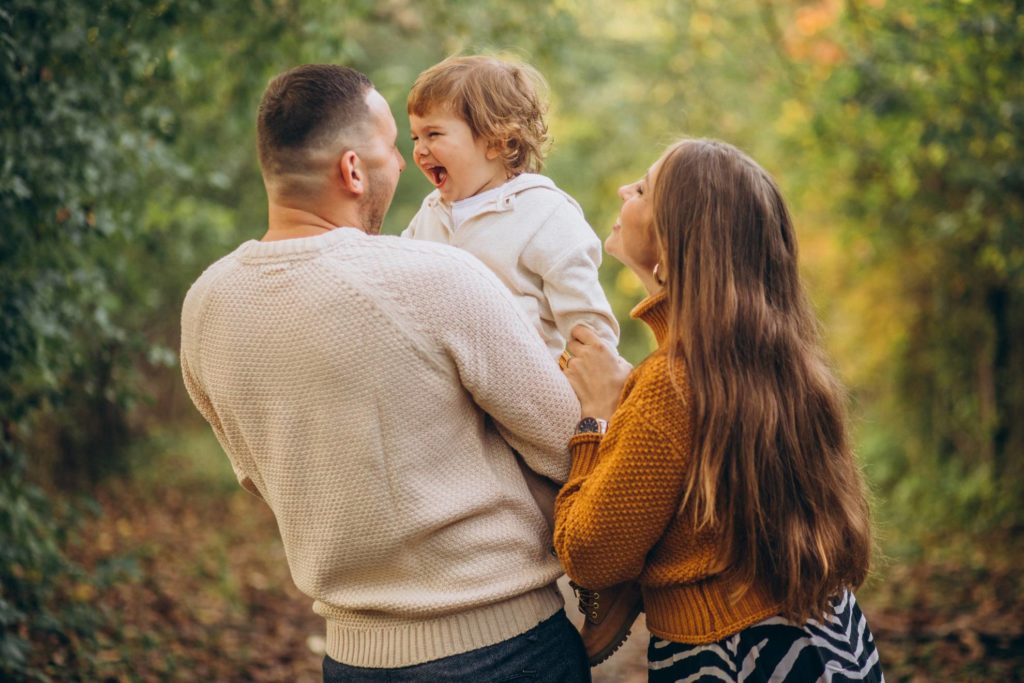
[652,238,670,284]
[338,150,365,196]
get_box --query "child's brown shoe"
[569,580,643,666]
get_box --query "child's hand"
[563,325,632,422]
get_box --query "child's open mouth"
[429,166,448,188]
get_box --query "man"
[180,65,591,681]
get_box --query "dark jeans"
[322,610,591,682]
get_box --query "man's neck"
[262,200,364,242]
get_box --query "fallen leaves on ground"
[55,448,1024,682]
[66,475,323,682]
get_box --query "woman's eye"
[636,184,644,195]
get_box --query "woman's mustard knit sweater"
[554,292,782,644]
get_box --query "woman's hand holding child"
[562,325,632,421]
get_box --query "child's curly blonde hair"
[408,55,550,175]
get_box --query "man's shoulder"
[329,235,536,355]
[182,244,246,311]
[343,233,512,300]
[356,232,486,271]
[180,244,250,356]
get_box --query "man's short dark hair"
[257,64,374,180]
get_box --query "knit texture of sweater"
[554,292,782,644]
[180,228,581,667]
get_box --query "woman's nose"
[617,184,629,200]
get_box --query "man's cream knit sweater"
[180,228,581,667]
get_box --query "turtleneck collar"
[630,290,670,347]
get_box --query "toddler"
[402,55,619,360]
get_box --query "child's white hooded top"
[403,173,620,358]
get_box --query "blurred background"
[1,0,1021,680]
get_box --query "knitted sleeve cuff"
[568,432,603,478]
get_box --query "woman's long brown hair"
[653,139,872,621]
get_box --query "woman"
[554,138,884,681]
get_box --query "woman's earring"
[653,262,666,285]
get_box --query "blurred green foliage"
[777,0,1024,544]
[1,0,1021,678]
[1,1,187,676]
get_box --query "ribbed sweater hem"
[323,585,563,668]
[643,582,782,645]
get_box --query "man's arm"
[428,249,582,483]
[180,287,264,499]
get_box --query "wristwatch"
[575,417,608,434]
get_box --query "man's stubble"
[359,168,396,235]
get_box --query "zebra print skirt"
[647,591,884,682]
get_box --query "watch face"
[577,417,600,433]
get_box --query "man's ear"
[338,150,365,196]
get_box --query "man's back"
[180,227,579,667]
